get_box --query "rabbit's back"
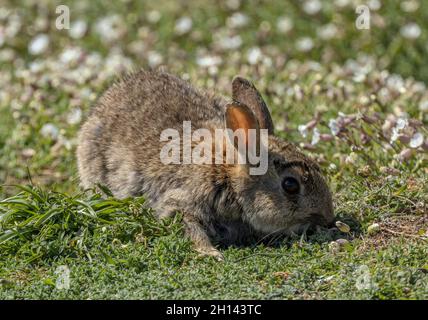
[77,70,227,198]
[90,70,225,133]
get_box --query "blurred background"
[0,0,427,194]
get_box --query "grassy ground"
[0,0,427,299]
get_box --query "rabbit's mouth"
[284,215,334,236]
[307,213,335,228]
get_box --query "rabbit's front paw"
[196,247,224,261]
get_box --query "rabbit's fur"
[77,70,334,259]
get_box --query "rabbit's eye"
[282,177,300,194]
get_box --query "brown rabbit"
[77,70,334,260]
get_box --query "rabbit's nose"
[319,202,335,226]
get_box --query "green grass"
[0,186,427,299]
[0,0,427,299]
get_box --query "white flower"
[196,55,222,67]
[298,124,308,138]
[386,74,404,91]
[5,13,22,38]
[395,117,408,130]
[247,47,262,65]
[412,82,426,93]
[174,17,192,35]
[262,56,273,68]
[311,128,320,145]
[104,52,134,76]
[409,132,424,148]
[79,88,94,100]
[208,65,218,76]
[358,95,370,104]
[147,10,161,24]
[345,152,357,165]
[276,17,293,34]
[419,100,428,112]
[296,37,314,52]
[390,117,408,144]
[353,72,366,83]
[401,0,419,13]
[227,13,249,28]
[28,34,49,55]
[293,84,304,101]
[377,87,391,104]
[303,0,322,15]
[29,61,44,73]
[60,47,83,65]
[147,51,163,67]
[95,15,125,43]
[69,20,87,39]
[217,34,242,50]
[400,23,421,39]
[40,123,59,139]
[328,119,340,136]
[226,0,241,10]
[67,108,82,125]
[390,128,400,143]
[318,23,338,40]
[368,0,381,10]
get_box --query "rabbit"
[77,70,334,260]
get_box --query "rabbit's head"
[224,77,334,236]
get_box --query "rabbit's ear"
[232,76,274,134]
[225,102,260,149]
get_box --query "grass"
[0,0,427,299]
[0,185,427,299]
